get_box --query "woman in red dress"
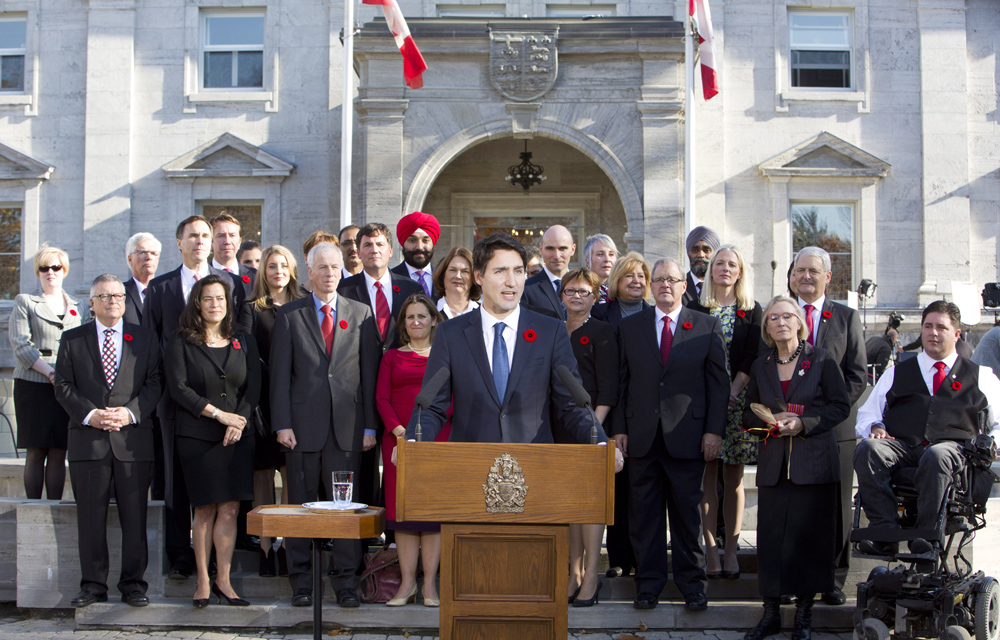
[376,293,450,607]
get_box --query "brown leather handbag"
[355,546,402,604]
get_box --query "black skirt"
[757,473,838,598]
[177,432,254,507]
[14,378,69,449]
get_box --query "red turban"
[396,211,441,245]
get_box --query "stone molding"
[506,102,541,138]
[162,132,295,179]
[758,131,890,179]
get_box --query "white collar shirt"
[83,318,135,426]
[542,266,563,293]
[363,270,394,314]
[133,277,148,305]
[211,258,238,274]
[481,305,520,371]
[798,295,827,331]
[654,305,683,349]
[180,264,211,302]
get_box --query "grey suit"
[10,291,86,383]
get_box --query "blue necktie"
[492,322,509,401]
[553,278,566,317]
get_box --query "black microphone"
[413,367,450,442]
[557,365,599,445]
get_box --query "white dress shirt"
[133,277,149,305]
[82,319,136,426]
[855,350,1000,441]
[404,261,432,281]
[180,264,211,302]
[798,295,827,332]
[363,270,394,314]
[654,305,683,349]
[437,296,479,320]
[542,266,563,293]
[211,258,238,273]
[481,305,520,370]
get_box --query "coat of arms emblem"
[489,29,558,102]
[483,453,528,513]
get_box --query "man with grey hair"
[683,226,721,307]
[584,234,618,302]
[124,233,161,325]
[790,245,866,605]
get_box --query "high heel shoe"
[192,596,210,609]
[568,584,582,604]
[722,569,741,580]
[707,570,723,580]
[572,579,602,608]
[386,584,418,607]
[211,582,250,606]
[423,596,440,607]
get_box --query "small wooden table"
[247,504,385,640]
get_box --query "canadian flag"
[362,0,428,89]
[689,0,719,100]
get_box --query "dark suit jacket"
[614,305,729,459]
[522,271,565,319]
[163,332,261,442]
[234,264,256,298]
[390,262,437,301]
[123,278,144,325]
[55,322,163,463]
[689,300,765,381]
[406,307,608,444]
[553,318,618,443]
[681,272,702,308]
[809,298,867,440]
[743,343,850,486]
[591,299,652,333]
[338,271,423,353]
[269,295,380,453]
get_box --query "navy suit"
[522,271,566,319]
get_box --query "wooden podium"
[395,439,615,640]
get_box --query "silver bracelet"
[211,408,220,420]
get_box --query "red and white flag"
[362,0,428,89]
[689,0,719,100]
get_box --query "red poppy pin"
[822,310,833,319]
[523,330,537,343]
[123,334,133,342]
[801,360,811,370]
[232,339,241,350]
[242,275,251,283]
[580,336,590,345]
[952,380,962,391]
[736,309,746,318]
[392,285,400,293]
[682,322,693,330]
[69,309,77,316]
[339,320,348,329]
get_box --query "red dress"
[376,348,451,528]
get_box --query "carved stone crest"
[489,28,558,102]
[483,453,528,513]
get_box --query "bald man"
[522,225,575,319]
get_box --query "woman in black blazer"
[742,295,849,640]
[556,268,619,608]
[165,275,260,608]
[236,244,304,576]
[689,244,764,578]
[590,251,651,332]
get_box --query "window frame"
[789,199,857,302]
[787,10,853,92]
[199,10,266,91]
[0,14,25,93]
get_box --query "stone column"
[356,96,408,226]
[81,0,136,287]
[916,0,970,305]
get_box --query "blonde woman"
[10,246,85,499]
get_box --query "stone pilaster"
[356,98,408,225]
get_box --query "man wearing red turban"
[391,212,441,300]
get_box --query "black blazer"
[55,322,163,463]
[689,300,765,381]
[614,305,730,460]
[338,271,423,352]
[591,298,651,333]
[123,278,144,325]
[522,271,566,319]
[163,332,261,442]
[553,318,619,443]
[743,342,850,487]
[681,271,702,308]
[809,298,867,440]
[234,264,256,299]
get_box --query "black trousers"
[161,418,194,569]
[605,457,636,570]
[150,415,165,501]
[70,452,152,596]
[285,431,362,593]
[628,434,707,598]
[833,438,856,590]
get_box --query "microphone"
[557,365,599,445]
[413,367,450,442]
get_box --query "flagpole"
[684,10,696,239]
[340,0,356,230]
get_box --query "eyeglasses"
[92,293,126,302]
[651,277,685,285]
[38,265,63,273]
[131,250,160,258]
[562,288,593,298]
[767,313,798,323]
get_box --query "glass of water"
[332,471,354,507]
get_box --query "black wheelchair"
[850,434,1000,640]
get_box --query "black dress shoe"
[168,564,191,580]
[336,588,360,608]
[685,592,709,611]
[722,569,742,581]
[909,538,934,555]
[70,590,107,608]
[821,588,846,606]
[121,591,149,607]
[291,588,312,607]
[634,593,658,609]
[707,570,723,580]
[858,540,898,556]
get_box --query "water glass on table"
[332,471,354,507]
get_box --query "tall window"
[200,201,262,244]
[0,206,21,299]
[791,202,854,300]
[788,12,851,89]
[0,16,25,92]
[201,12,264,90]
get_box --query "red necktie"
[374,281,390,339]
[321,304,335,355]
[804,304,815,345]
[932,361,947,394]
[660,316,673,365]
[193,273,200,282]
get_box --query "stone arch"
[403,118,643,242]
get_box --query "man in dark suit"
[142,215,247,579]
[210,212,256,298]
[682,226,721,307]
[271,242,379,608]
[55,275,163,608]
[522,224,575,319]
[790,246,867,605]
[390,211,440,300]
[614,257,729,612]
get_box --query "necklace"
[774,341,804,365]
[409,345,432,353]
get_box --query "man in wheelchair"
[853,301,1000,558]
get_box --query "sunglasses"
[38,265,63,273]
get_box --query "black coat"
[123,278,144,326]
[808,299,867,441]
[553,318,619,443]
[591,298,651,333]
[522,271,566,319]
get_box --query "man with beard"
[682,226,721,307]
[391,212,440,301]
[338,225,362,279]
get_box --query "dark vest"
[882,356,986,446]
